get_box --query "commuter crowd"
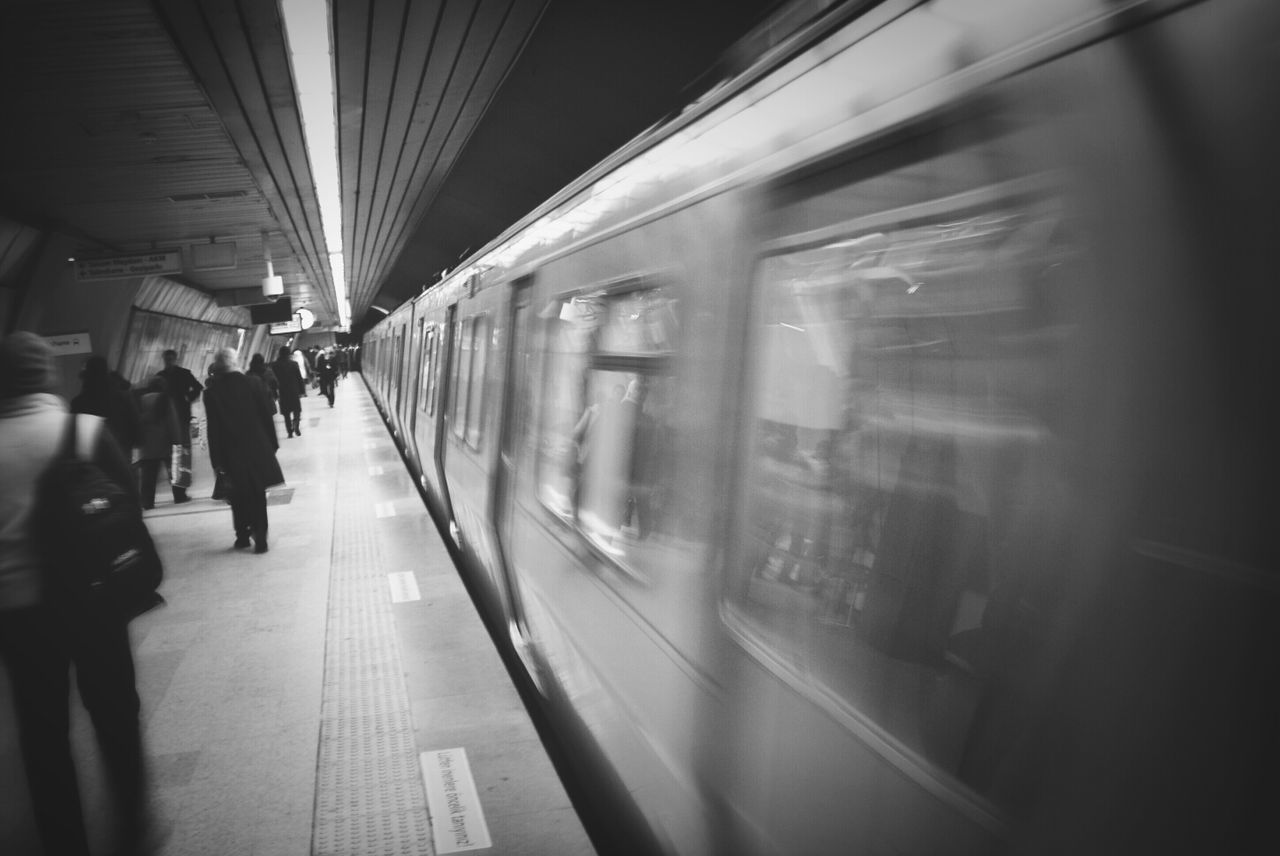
[0,331,354,855]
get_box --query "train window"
[424,327,439,417]
[424,323,440,414]
[535,287,678,565]
[449,318,470,438]
[730,181,1089,806]
[465,315,490,449]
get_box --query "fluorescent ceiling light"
[280,0,349,331]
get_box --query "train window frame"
[449,317,469,439]
[465,314,490,451]
[425,326,441,417]
[418,323,433,415]
[723,149,1078,831]
[531,276,678,581]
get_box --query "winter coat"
[247,365,280,414]
[136,391,180,462]
[272,357,304,412]
[202,372,284,492]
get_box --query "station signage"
[44,332,93,356]
[74,249,183,281]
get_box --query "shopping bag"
[170,444,192,488]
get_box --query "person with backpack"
[0,331,161,856]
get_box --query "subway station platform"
[1,375,596,856]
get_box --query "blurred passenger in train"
[157,348,203,504]
[247,352,280,415]
[0,331,159,856]
[134,376,182,510]
[203,348,284,553]
[316,348,338,407]
[273,346,305,437]
[70,354,140,456]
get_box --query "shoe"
[234,536,251,549]
[173,495,191,504]
[254,541,268,554]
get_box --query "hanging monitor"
[249,296,293,325]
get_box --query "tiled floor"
[0,376,594,856]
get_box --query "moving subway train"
[363,1,1277,853]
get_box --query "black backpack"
[35,415,165,620]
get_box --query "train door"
[494,278,545,688]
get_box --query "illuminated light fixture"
[280,0,349,331]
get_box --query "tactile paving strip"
[312,413,434,856]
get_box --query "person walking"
[247,352,279,415]
[70,354,140,456]
[316,349,338,407]
[202,348,284,553]
[157,348,203,503]
[134,375,182,510]
[272,346,305,437]
[0,331,159,856]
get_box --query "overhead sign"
[268,307,315,336]
[44,332,93,356]
[74,249,183,281]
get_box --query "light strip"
[280,0,349,330]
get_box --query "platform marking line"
[388,571,421,603]
[375,501,396,518]
[420,748,493,853]
[364,440,379,449]
[368,465,385,476]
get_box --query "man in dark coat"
[203,348,284,553]
[316,349,338,407]
[157,348,203,502]
[272,345,305,437]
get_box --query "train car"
[363,1,1278,853]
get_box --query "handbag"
[35,415,165,621]
[211,470,231,502]
[170,443,192,488]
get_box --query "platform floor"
[1,376,595,856]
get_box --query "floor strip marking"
[420,748,493,853]
[368,465,385,476]
[388,571,421,603]
[375,502,396,518]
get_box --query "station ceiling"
[0,0,782,334]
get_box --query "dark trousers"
[0,603,147,856]
[135,457,184,508]
[319,377,335,406]
[282,405,301,436]
[229,481,269,543]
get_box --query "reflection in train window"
[732,191,1087,805]
[466,316,490,449]
[535,288,678,565]
[425,328,440,417]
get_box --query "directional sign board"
[74,249,182,281]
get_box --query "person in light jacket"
[0,331,158,856]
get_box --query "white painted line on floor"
[420,748,492,853]
[368,465,384,476]
[364,440,378,449]
[388,571,420,603]
[375,502,396,518]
